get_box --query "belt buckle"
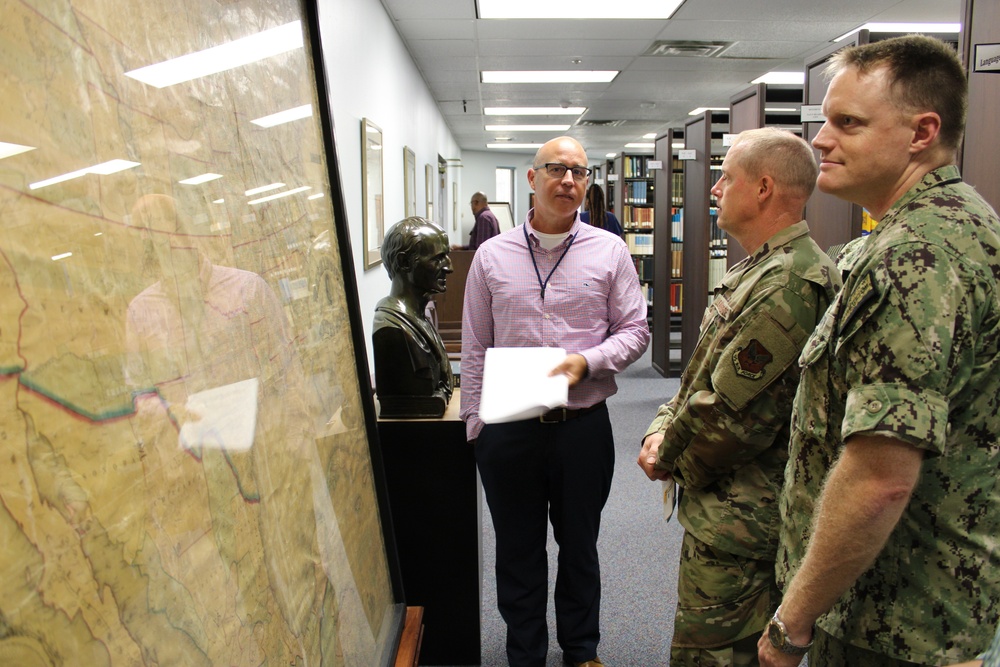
[539,408,566,423]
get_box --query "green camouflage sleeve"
[837,241,975,453]
[659,285,821,489]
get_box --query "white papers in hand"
[179,377,259,451]
[479,347,568,424]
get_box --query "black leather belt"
[539,401,606,423]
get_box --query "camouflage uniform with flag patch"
[778,166,1000,665]
[644,220,840,664]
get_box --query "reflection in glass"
[0,1,396,665]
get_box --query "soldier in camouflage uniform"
[638,127,840,667]
[758,35,1000,667]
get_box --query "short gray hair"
[729,128,817,199]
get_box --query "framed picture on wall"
[362,117,384,269]
[488,201,515,232]
[425,163,434,220]
[403,146,416,217]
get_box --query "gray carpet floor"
[439,347,686,666]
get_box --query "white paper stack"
[479,347,569,424]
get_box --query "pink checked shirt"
[460,213,650,440]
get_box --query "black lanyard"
[524,224,577,302]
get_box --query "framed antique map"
[0,1,403,665]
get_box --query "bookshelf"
[652,130,683,377]
[615,153,656,318]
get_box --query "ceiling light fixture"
[688,107,728,116]
[251,104,312,128]
[179,173,224,185]
[751,72,805,85]
[248,185,311,205]
[625,142,655,148]
[125,21,303,89]
[245,182,285,196]
[0,142,35,160]
[833,22,960,42]
[477,0,684,20]
[485,124,570,132]
[29,159,140,190]
[485,107,587,116]
[482,71,618,84]
[487,143,543,149]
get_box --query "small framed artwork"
[488,202,515,232]
[425,163,434,220]
[361,118,384,269]
[403,146,416,217]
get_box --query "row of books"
[624,180,653,204]
[633,255,654,282]
[623,155,653,178]
[625,232,654,255]
[623,206,654,227]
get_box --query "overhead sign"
[974,43,1000,73]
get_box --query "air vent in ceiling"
[575,119,626,127]
[644,41,732,57]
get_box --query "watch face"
[767,619,784,648]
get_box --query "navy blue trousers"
[476,405,615,667]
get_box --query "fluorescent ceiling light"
[0,142,35,160]
[487,143,543,149]
[179,173,223,185]
[765,107,797,112]
[834,22,960,42]
[245,182,285,196]
[29,159,140,190]
[751,72,805,85]
[689,107,727,116]
[482,71,617,84]
[125,21,303,89]
[643,133,656,139]
[307,193,324,200]
[605,153,617,158]
[252,104,312,128]
[625,143,655,148]
[52,252,73,261]
[485,107,586,116]
[485,124,570,131]
[478,0,684,19]
[248,185,311,205]
[672,142,685,149]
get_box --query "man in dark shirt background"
[459,192,501,251]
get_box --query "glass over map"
[0,0,397,664]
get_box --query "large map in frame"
[0,1,398,665]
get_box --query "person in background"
[454,191,501,251]
[580,184,623,237]
[461,136,649,667]
[758,35,1000,667]
[637,128,840,667]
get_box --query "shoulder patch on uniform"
[732,339,773,380]
[838,270,877,337]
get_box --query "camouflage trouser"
[670,531,779,667]
[809,628,928,667]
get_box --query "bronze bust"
[372,217,454,418]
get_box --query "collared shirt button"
[543,313,551,320]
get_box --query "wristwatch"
[766,610,813,656]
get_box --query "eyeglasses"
[534,162,592,181]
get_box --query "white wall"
[317,0,462,367]
[458,151,536,238]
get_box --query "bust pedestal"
[377,390,481,665]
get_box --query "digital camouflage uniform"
[777,166,1000,666]
[644,220,840,666]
